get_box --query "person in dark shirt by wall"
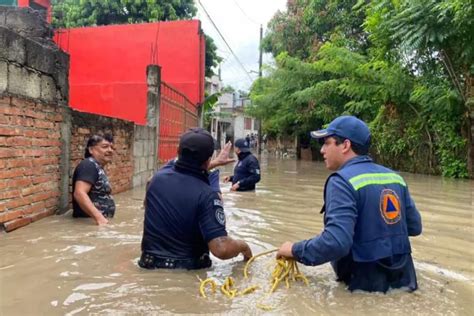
[72,134,115,225]
[224,138,261,191]
[140,128,252,270]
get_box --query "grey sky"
[196,0,287,91]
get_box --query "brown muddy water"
[1,157,473,315]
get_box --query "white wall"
[234,116,245,140]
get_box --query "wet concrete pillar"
[146,64,161,168]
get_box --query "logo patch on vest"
[380,189,401,224]
[215,207,226,226]
[213,199,223,208]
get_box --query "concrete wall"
[133,125,156,187]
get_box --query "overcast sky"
[195,0,287,91]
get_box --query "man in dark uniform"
[276,116,422,293]
[139,128,253,270]
[224,138,261,191]
[72,134,115,226]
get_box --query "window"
[244,117,252,130]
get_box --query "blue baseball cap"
[234,138,250,152]
[310,116,371,148]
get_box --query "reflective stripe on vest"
[349,173,406,191]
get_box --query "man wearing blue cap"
[224,138,261,191]
[276,116,422,293]
[140,128,252,270]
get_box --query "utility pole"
[257,24,263,155]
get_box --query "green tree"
[51,0,221,77]
[251,0,471,177]
[52,0,197,27]
[262,0,367,61]
[204,34,222,78]
[364,0,473,176]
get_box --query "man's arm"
[208,236,252,260]
[277,176,357,265]
[208,141,235,169]
[74,181,108,225]
[199,191,252,260]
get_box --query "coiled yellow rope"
[198,249,309,311]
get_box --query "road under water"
[1,157,473,315]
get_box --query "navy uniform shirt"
[230,152,261,191]
[162,158,221,193]
[141,161,227,260]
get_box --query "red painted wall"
[54,21,205,125]
[18,0,51,22]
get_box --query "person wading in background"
[224,138,261,191]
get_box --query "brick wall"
[0,8,158,231]
[70,111,134,197]
[0,7,69,232]
[0,96,63,232]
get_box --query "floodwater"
[1,156,473,315]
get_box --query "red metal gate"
[159,82,198,162]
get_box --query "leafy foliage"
[52,0,197,27]
[251,0,472,177]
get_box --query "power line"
[197,0,253,83]
[231,0,261,25]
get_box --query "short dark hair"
[84,134,114,158]
[328,135,369,155]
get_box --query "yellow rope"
[198,276,217,298]
[243,248,278,278]
[198,249,309,311]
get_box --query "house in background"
[207,82,259,149]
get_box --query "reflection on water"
[1,156,473,315]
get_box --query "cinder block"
[148,156,155,170]
[8,64,41,99]
[133,175,142,188]
[140,157,147,172]
[40,74,56,103]
[133,141,142,157]
[25,40,56,74]
[0,61,7,93]
[133,158,140,174]
[0,27,26,64]
[53,51,69,102]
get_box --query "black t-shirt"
[72,158,115,218]
[141,164,227,260]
